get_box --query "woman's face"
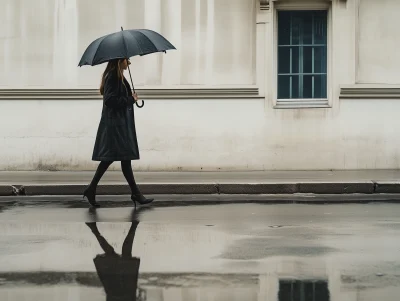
[120,59,131,70]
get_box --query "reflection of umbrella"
[78,27,176,108]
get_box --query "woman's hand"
[132,92,138,102]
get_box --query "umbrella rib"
[136,30,160,53]
[121,31,129,58]
[126,31,145,55]
[91,36,109,65]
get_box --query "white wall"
[0,0,256,88]
[1,0,400,171]
[2,96,400,171]
[357,0,400,84]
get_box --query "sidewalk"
[1,170,400,196]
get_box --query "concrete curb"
[0,185,14,196]
[298,183,375,194]
[1,181,397,196]
[218,184,298,194]
[374,182,400,193]
[2,194,400,206]
[19,184,219,196]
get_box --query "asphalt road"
[0,199,399,301]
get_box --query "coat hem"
[92,156,140,162]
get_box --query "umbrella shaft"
[127,65,135,92]
[127,64,144,108]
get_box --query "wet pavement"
[0,201,399,300]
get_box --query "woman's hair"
[99,59,124,95]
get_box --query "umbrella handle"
[127,64,145,109]
[136,100,144,108]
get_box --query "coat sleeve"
[103,73,133,108]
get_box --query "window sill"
[274,99,330,109]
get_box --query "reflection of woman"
[86,220,143,301]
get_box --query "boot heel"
[83,187,101,208]
[131,193,154,206]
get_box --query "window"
[277,11,328,100]
[279,280,330,301]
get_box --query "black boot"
[121,160,154,207]
[84,161,113,208]
[131,189,154,206]
[83,186,100,208]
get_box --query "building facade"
[0,0,399,171]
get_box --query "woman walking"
[83,58,153,208]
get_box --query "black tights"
[87,221,138,258]
[89,160,139,194]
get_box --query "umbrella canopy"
[78,28,176,67]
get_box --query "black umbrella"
[78,27,176,108]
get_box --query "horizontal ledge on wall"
[0,87,261,100]
[274,99,330,109]
[340,85,400,99]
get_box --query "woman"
[83,58,153,208]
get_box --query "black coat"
[92,71,140,161]
[94,255,140,301]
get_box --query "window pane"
[314,75,327,98]
[278,11,291,45]
[278,47,291,74]
[303,75,313,98]
[303,14,313,44]
[278,76,300,99]
[278,75,290,99]
[278,281,293,301]
[314,282,330,300]
[307,283,313,299]
[292,281,301,299]
[291,15,302,45]
[314,11,328,44]
[314,46,327,73]
[292,76,299,98]
[303,46,313,73]
[278,46,300,74]
[291,47,300,74]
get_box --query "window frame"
[271,1,333,109]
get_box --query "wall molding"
[0,87,261,100]
[340,85,400,99]
[260,0,270,10]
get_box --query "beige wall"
[0,0,256,88]
[357,0,400,84]
[2,0,400,171]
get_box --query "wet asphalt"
[0,198,399,301]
